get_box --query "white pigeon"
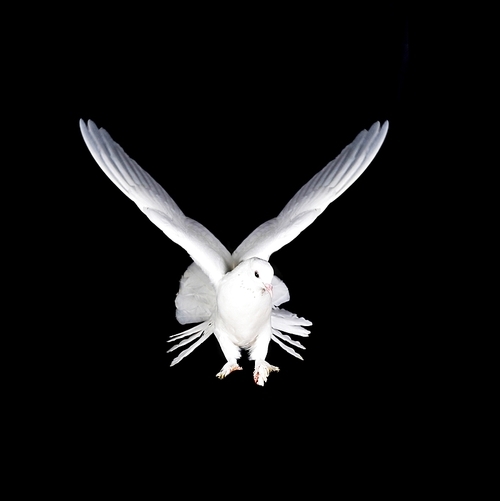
[80,119,388,385]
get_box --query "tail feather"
[168,320,214,366]
[175,263,216,325]
[271,308,311,336]
[270,307,312,359]
[271,331,304,360]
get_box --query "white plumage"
[80,119,388,385]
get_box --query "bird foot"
[253,361,280,386]
[216,362,242,380]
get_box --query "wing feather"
[233,121,388,262]
[80,119,233,285]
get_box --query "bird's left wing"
[80,119,234,285]
[232,121,388,263]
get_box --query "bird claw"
[253,362,280,386]
[216,363,242,379]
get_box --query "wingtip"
[379,120,389,142]
[369,120,389,133]
[79,118,94,137]
[79,118,98,132]
[367,120,389,142]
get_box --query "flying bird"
[80,119,388,385]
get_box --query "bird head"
[239,257,274,297]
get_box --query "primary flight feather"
[80,119,388,385]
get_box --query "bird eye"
[254,271,260,278]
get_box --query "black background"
[29,4,423,482]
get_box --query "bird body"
[214,258,277,384]
[216,258,274,350]
[80,119,388,385]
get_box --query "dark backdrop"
[36,4,418,477]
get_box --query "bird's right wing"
[232,121,388,263]
[80,119,234,285]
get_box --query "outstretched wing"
[232,121,388,262]
[80,119,234,285]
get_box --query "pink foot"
[216,362,242,379]
[253,362,280,386]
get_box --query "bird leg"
[216,360,242,379]
[253,360,280,386]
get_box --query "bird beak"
[264,283,273,297]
